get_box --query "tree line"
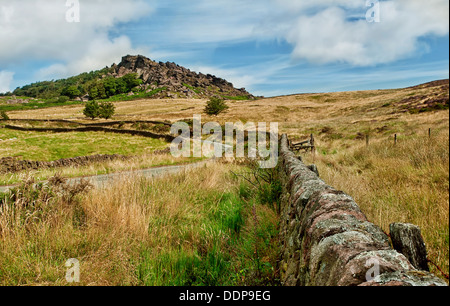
[10,68,142,101]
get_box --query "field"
[0,129,167,161]
[0,80,448,284]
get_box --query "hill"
[7,55,254,102]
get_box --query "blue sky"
[0,0,449,97]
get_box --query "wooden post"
[428,128,431,139]
[366,134,370,147]
[310,134,315,162]
[394,134,397,145]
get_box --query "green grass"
[182,83,201,94]
[0,98,84,112]
[137,180,280,286]
[0,128,168,161]
[97,87,167,102]
[221,95,250,101]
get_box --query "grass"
[0,128,168,161]
[304,128,449,279]
[0,98,84,112]
[0,161,280,286]
[0,154,205,186]
[221,95,250,101]
[97,87,168,102]
[182,83,201,94]
[3,80,448,283]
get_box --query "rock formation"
[109,55,254,100]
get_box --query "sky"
[0,0,449,97]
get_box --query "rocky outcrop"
[278,134,447,286]
[109,55,254,99]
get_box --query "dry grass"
[304,127,449,279]
[0,162,279,286]
[0,153,203,186]
[4,82,448,282]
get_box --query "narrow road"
[0,159,215,193]
[0,138,240,194]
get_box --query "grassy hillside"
[1,80,448,282]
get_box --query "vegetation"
[0,128,168,162]
[0,110,9,120]
[204,97,229,116]
[83,100,100,119]
[98,102,116,120]
[12,67,143,102]
[0,96,85,112]
[82,101,116,120]
[1,80,448,284]
[0,162,280,286]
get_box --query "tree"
[204,97,229,116]
[115,78,128,94]
[88,86,99,100]
[103,78,117,97]
[83,100,99,119]
[62,85,81,99]
[122,73,142,92]
[98,101,115,119]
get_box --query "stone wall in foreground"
[278,134,446,286]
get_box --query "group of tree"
[83,101,116,120]
[84,73,143,100]
[12,67,143,101]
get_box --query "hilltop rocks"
[109,55,254,100]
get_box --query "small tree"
[83,100,99,119]
[204,97,229,116]
[99,101,115,119]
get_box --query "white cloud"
[0,0,152,79]
[0,70,14,93]
[272,0,449,66]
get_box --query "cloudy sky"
[0,0,448,96]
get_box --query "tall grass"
[0,162,280,286]
[307,129,449,280]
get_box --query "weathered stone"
[389,223,429,271]
[307,164,319,177]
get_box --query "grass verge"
[0,161,281,286]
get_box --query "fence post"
[394,134,397,145]
[428,128,431,139]
[310,134,316,162]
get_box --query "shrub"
[98,101,115,119]
[57,96,70,103]
[83,100,100,119]
[204,97,229,116]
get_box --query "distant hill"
[9,55,255,101]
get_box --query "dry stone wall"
[278,134,446,286]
